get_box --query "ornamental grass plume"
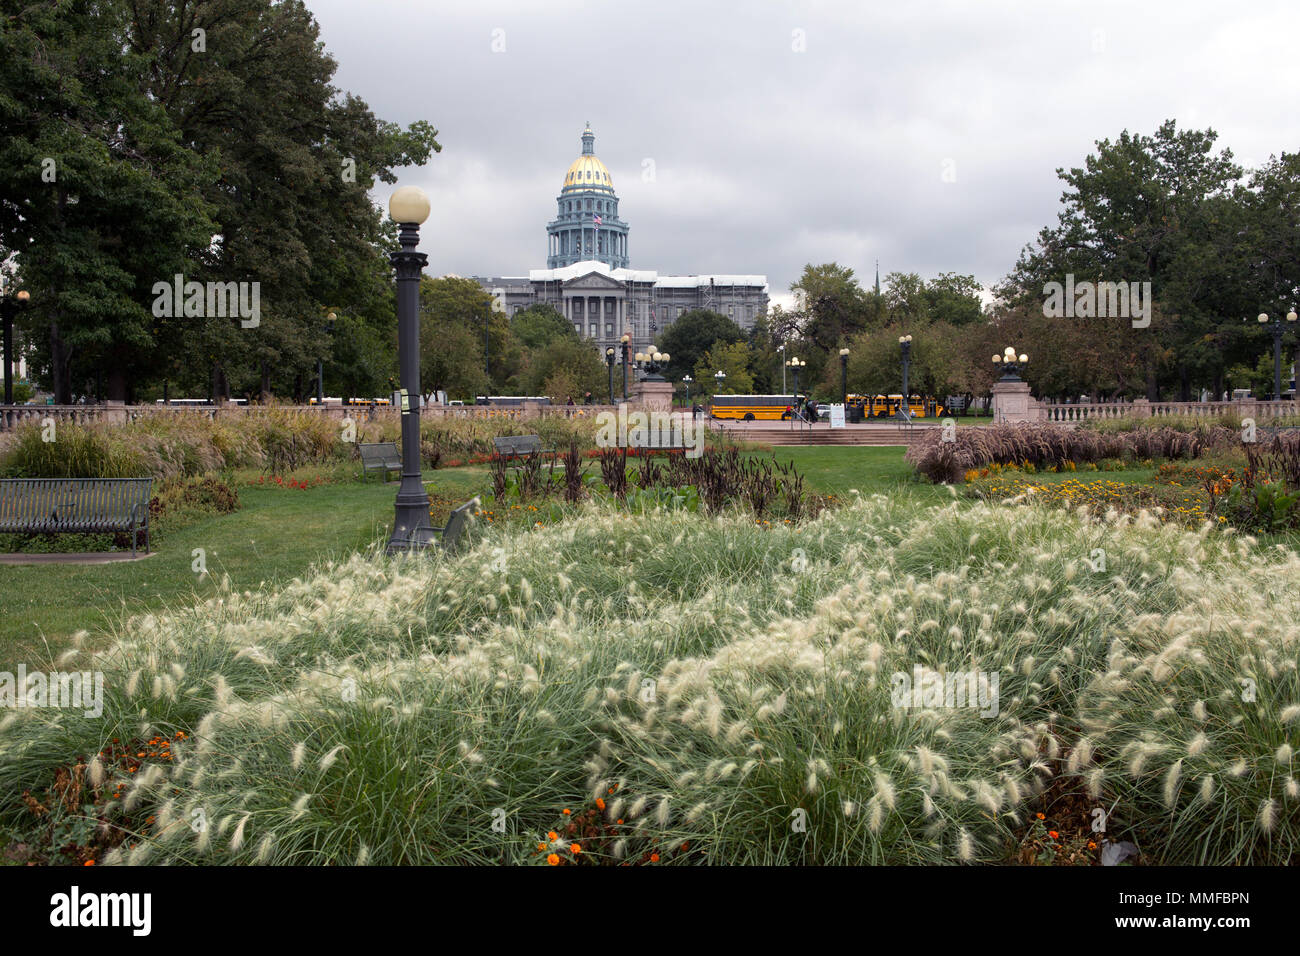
[0,492,1296,864]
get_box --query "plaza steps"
[713,423,931,447]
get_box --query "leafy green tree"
[924,273,984,326]
[510,304,575,350]
[792,262,869,352]
[323,310,396,400]
[419,277,494,399]
[999,120,1243,400]
[0,0,219,402]
[3,0,439,402]
[695,341,754,395]
[525,337,607,402]
[657,309,744,382]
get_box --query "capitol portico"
[476,125,768,358]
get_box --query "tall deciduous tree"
[2,0,438,402]
[0,0,218,403]
[999,120,1243,400]
[656,309,744,383]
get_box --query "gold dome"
[563,155,614,193]
[563,126,613,194]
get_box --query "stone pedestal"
[991,379,1038,423]
[631,378,674,413]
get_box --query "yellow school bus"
[709,395,799,421]
[850,394,944,418]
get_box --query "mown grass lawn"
[0,447,1159,671]
[0,469,484,670]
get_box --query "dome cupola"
[547,123,629,269]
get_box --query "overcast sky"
[305,0,1299,309]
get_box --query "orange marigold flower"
[1048,830,1059,840]
[537,843,547,852]
[681,842,690,851]
[546,853,560,866]
[562,809,571,815]
[547,831,558,841]
[595,798,605,811]
[649,853,659,862]
[84,860,95,867]
[1036,812,1045,820]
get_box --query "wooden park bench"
[0,477,154,556]
[492,434,556,464]
[359,441,401,481]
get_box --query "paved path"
[0,552,155,565]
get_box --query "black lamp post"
[714,369,726,399]
[317,311,336,405]
[386,186,436,554]
[839,347,849,406]
[899,335,913,414]
[620,333,631,401]
[1,287,29,405]
[1257,311,1297,401]
[605,347,616,404]
[485,302,492,382]
[682,374,692,409]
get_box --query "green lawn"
[0,447,1148,670]
[0,468,483,670]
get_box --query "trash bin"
[847,405,864,424]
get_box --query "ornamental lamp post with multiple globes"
[682,374,693,410]
[785,356,805,415]
[634,348,670,380]
[386,186,437,554]
[1257,311,1297,401]
[605,347,616,404]
[991,345,1029,381]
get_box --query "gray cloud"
[308,0,1299,305]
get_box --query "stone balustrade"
[1041,398,1300,423]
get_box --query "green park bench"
[492,434,556,464]
[0,477,154,556]
[359,441,402,481]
